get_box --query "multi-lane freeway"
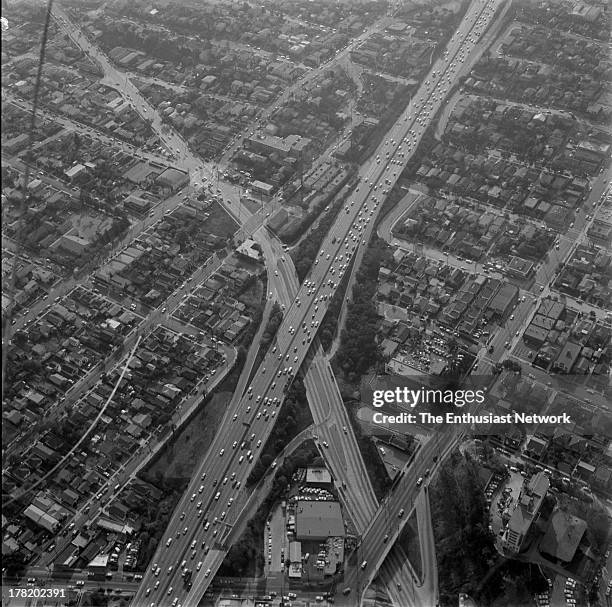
[131,1,502,605]
[339,427,462,606]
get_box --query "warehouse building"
[295,501,344,541]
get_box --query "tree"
[175,229,190,248]
[2,552,26,578]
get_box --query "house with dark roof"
[523,434,549,459]
[553,341,582,373]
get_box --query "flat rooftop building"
[305,466,332,486]
[295,501,344,541]
[503,472,549,554]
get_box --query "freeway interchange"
[132,0,503,605]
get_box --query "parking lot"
[546,575,579,607]
[265,505,286,574]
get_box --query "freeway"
[340,427,463,606]
[258,230,430,605]
[377,486,437,607]
[131,0,503,604]
[258,192,427,607]
[256,232,379,530]
[261,198,429,607]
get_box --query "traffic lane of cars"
[137,1,498,604]
[151,165,390,602]
[144,241,361,602]
[172,107,435,596]
[269,249,380,528]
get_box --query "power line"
[2,0,55,400]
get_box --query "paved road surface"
[132,0,504,605]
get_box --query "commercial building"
[294,501,344,541]
[58,234,90,255]
[156,167,189,191]
[23,504,60,533]
[124,192,153,216]
[487,283,519,319]
[251,180,274,196]
[503,472,549,554]
[305,466,332,487]
[245,133,311,159]
[506,255,534,280]
[236,239,263,261]
[64,163,87,181]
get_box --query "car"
[219,449,225,456]
[398,509,405,518]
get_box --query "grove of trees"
[219,441,320,577]
[430,451,496,606]
[333,237,392,382]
